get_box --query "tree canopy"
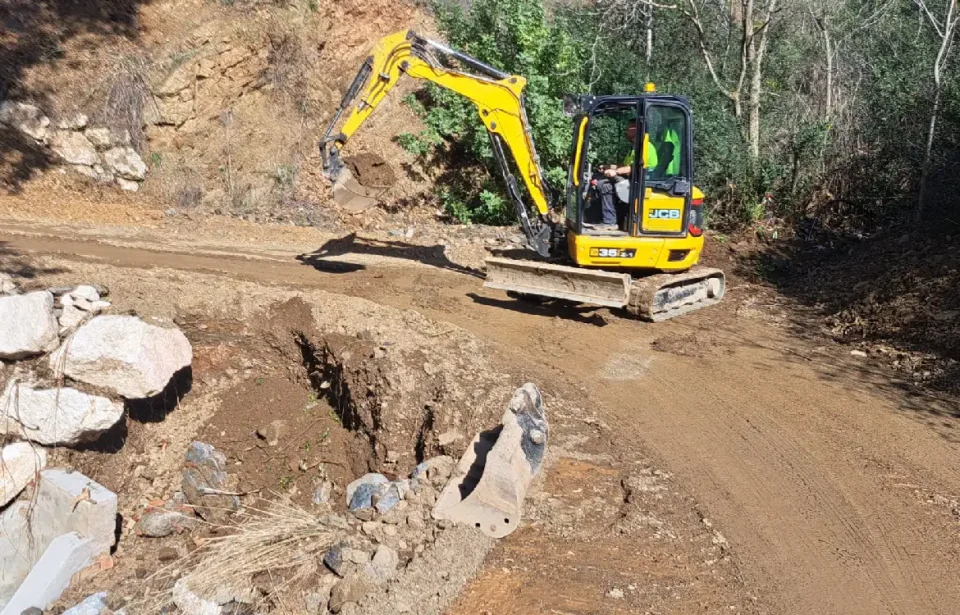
[398,0,960,233]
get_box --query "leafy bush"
[402,0,585,223]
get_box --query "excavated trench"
[295,329,451,475]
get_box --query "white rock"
[49,315,192,399]
[0,443,47,507]
[0,380,125,446]
[0,101,50,141]
[91,164,114,184]
[72,165,99,180]
[59,304,88,335]
[90,300,111,312]
[84,127,113,149]
[49,130,100,166]
[69,285,101,303]
[172,579,222,615]
[367,545,399,582]
[62,591,108,615]
[35,469,118,552]
[103,146,147,180]
[0,272,17,295]
[0,291,59,359]
[117,177,140,192]
[57,113,89,130]
[0,470,117,605]
[2,532,101,615]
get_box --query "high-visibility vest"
[624,131,679,174]
[663,127,680,175]
[624,135,657,169]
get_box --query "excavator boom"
[321,30,555,255]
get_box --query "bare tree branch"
[914,0,946,37]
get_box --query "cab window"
[644,105,686,181]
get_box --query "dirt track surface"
[2,215,960,615]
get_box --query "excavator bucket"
[330,166,389,214]
[483,256,632,308]
[432,383,548,538]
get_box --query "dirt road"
[3,218,959,615]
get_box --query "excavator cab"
[562,91,706,271]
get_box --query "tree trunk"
[748,62,761,159]
[740,0,755,148]
[917,83,941,221]
[747,0,778,160]
[915,0,959,220]
[823,23,833,120]
[645,0,653,81]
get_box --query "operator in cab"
[586,119,657,231]
[602,118,652,180]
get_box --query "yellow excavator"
[320,30,725,321]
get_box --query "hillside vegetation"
[401,0,960,235]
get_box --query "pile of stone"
[0,101,148,192]
[314,457,457,614]
[0,275,192,612]
[151,453,457,615]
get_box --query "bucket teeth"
[431,383,548,538]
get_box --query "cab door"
[639,101,692,236]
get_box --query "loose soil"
[2,209,959,615]
[344,153,397,189]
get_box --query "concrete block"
[0,470,117,608]
[0,502,34,602]
[1,533,100,615]
[35,469,118,552]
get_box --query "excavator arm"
[320,30,556,256]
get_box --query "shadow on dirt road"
[296,233,484,278]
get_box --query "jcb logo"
[648,209,681,220]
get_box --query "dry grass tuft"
[85,54,152,152]
[129,498,336,613]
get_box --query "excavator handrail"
[320,30,556,256]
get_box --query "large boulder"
[0,380,125,446]
[0,101,50,141]
[49,130,100,166]
[49,315,192,399]
[0,442,47,507]
[0,291,59,359]
[103,146,147,180]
